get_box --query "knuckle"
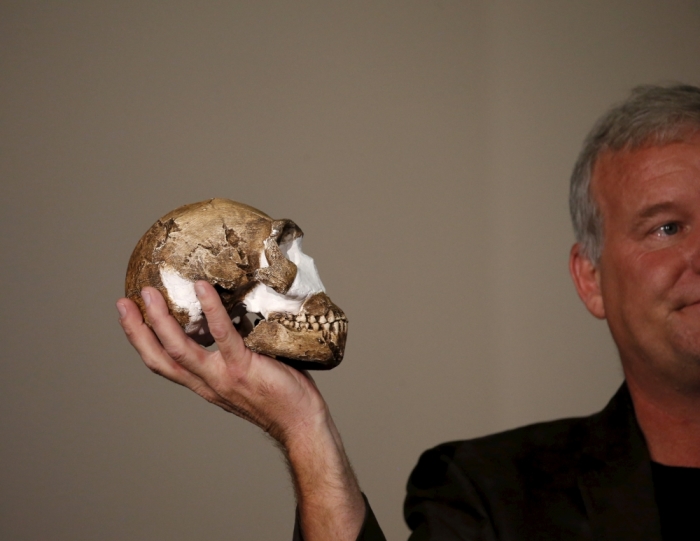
[227,363,249,386]
[121,318,144,340]
[147,310,165,327]
[209,367,246,398]
[167,346,188,364]
[140,354,165,376]
[208,321,230,341]
[122,324,137,341]
[257,379,277,402]
[192,383,216,402]
[148,365,165,377]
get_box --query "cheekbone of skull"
[125,198,347,368]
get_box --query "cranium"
[125,198,347,369]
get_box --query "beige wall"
[2,1,699,539]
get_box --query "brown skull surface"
[125,198,347,369]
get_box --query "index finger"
[194,281,252,369]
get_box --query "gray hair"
[569,84,700,263]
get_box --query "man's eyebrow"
[636,201,679,219]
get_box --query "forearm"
[283,408,365,541]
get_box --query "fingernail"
[194,281,206,298]
[116,302,127,319]
[141,289,151,307]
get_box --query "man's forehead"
[591,136,700,206]
[590,146,649,210]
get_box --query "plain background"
[2,1,700,539]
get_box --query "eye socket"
[657,222,681,236]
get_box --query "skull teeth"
[267,311,347,336]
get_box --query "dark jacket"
[295,384,662,540]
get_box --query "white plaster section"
[283,237,325,297]
[243,237,325,318]
[159,265,203,328]
[243,284,306,318]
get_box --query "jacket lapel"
[577,385,662,541]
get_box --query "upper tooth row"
[293,311,346,324]
[280,319,348,334]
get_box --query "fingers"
[118,295,247,411]
[136,284,251,385]
[193,281,251,369]
[117,295,208,390]
[118,287,327,439]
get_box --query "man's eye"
[658,223,680,236]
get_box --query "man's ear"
[569,243,606,319]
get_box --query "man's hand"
[117,281,365,540]
[118,281,324,442]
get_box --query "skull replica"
[125,198,347,369]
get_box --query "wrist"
[277,404,365,540]
[282,408,358,490]
[282,404,339,465]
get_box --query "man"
[118,84,700,540]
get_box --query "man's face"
[586,133,700,390]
